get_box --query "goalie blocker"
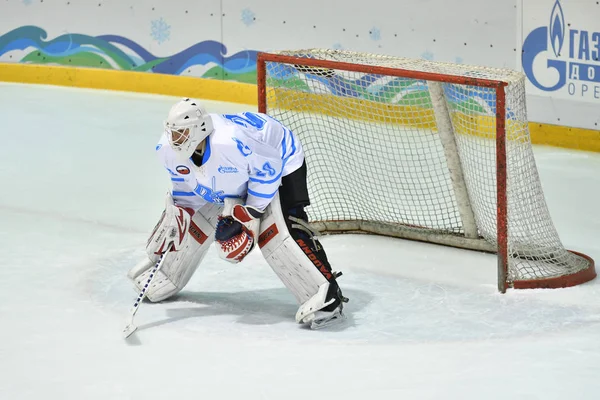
[257,162,348,329]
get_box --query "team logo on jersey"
[218,166,239,174]
[176,165,190,175]
[194,177,226,203]
[155,144,162,151]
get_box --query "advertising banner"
[522,0,600,103]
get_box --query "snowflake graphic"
[369,27,381,41]
[421,50,434,61]
[151,18,171,44]
[22,0,33,5]
[241,8,256,26]
[332,43,344,50]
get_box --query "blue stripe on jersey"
[172,191,196,197]
[203,135,211,164]
[187,134,211,165]
[281,128,287,158]
[247,188,278,199]
[281,127,296,161]
[249,171,283,184]
[165,167,178,176]
[171,177,185,182]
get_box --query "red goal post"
[256,49,595,293]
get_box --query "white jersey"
[156,112,304,211]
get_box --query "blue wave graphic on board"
[0,26,258,83]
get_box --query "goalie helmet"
[164,98,214,160]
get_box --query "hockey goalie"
[127,98,348,329]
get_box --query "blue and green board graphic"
[0,26,258,83]
[266,62,498,115]
[1,26,499,114]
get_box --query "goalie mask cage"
[256,49,595,293]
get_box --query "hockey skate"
[301,301,346,330]
[297,283,349,330]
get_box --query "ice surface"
[1,83,599,399]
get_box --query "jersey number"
[254,162,277,177]
[223,112,267,130]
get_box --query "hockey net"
[257,49,595,292]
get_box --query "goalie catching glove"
[215,198,263,263]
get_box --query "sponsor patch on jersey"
[176,165,190,175]
[218,166,239,174]
[155,144,162,151]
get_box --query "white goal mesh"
[258,49,595,291]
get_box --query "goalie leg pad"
[128,202,221,302]
[258,192,347,326]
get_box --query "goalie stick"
[122,246,172,339]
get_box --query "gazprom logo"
[549,0,565,57]
[522,0,600,99]
[218,166,239,174]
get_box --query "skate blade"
[309,311,346,330]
